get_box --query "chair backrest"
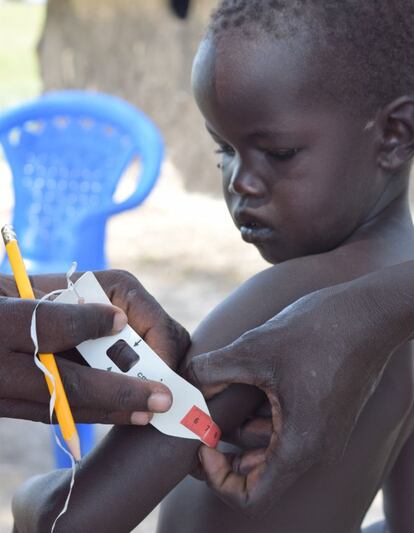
[0,90,163,272]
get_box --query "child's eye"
[215,144,235,157]
[265,148,299,161]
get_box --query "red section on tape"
[180,405,221,448]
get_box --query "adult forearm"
[342,260,414,355]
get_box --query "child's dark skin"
[12,21,414,533]
[157,29,414,533]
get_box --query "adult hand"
[188,265,414,516]
[0,269,189,425]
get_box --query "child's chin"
[256,242,303,265]
[256,245,283,265]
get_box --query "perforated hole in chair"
[53,116,70,129]
[24,120,45,134]
[103,124,116,137]
[79,118,95,130]
[8,128,21,146]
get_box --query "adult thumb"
[188,338,260,397]
[10,298,127,354]
[38,300,128,353]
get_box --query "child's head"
[192,0,414,263]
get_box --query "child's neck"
[342,190,414,265]
[351,190,411,239]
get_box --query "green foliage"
[0,2,46,109]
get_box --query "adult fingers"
[2,297,127,354]
[255,400,272,417]
[95,270,190,368]
[0,274,44,298]
[223,399,272,448]
[37,301,127,352]
[199,422,315,517]
[56,358,173,414]
[1,352,172,418]
[0,397,156,426]
[0,398,52,423]
[198,446,267,512]
[234,448,267,475]
[0,351,50,404]
[62,408,154,425]
[140,309,190,369]
[224,418,272,449]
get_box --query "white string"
[30,263,80,532]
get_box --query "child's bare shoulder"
[192,237,403,354]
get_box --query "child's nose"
[228,169,267,197]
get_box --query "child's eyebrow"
[205,123,294,142]
[245,128,293,141]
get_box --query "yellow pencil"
[1,224,81,461]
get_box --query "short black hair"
[207,0,414,113]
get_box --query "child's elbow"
[12,472,70,533]
[12,475,46,533]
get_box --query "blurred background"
[0,0,382,531]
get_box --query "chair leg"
[52,424,95,468]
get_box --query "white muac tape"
[55,272,220,448]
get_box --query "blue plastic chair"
[0,90,163,273]
[0,90,164,466]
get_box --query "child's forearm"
[86,387,262,526]
[16,385,262,533]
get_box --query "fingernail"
[148,393,172,412]
[131,412,153,425]
[113,310,128,333]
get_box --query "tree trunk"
[38,0,221,195]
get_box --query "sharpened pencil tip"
[66,434,82,462]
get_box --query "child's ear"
[378,96,414,171]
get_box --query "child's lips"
[239,222,274,243]
[234,210,274,243]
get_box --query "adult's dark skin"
[189,261,414,516]
[0,269,189,425]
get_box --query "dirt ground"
[0,161,383,531]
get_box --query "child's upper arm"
[186,249,362,359]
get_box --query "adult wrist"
[355,260,414,351]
